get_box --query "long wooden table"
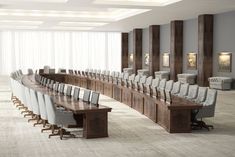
[22,75,112,139]
[42,73,202,133]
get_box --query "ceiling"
[0,0,235,32]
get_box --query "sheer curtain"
[0,31,121,75]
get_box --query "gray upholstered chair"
[192,87,208,104]
[44,94,77,139]
[30,88,41,126]
[185,85,199,100]
[160,80,173,102]
[91,92,100,106]
[65,85,72,97]
[148,78,160,97]
[117,73,124,85]
[83,90,91,102]
[193,89,217,130]
[28,68,34,75]
[24,86,34,119]
[176,83,189,98]
[73,87,80,100]
[121,73,129,87]
[135,75,147,91]
[53,82,60,92]
[127,74,135,88]
[37,91,51,132]
[132,75,141,89]
[109,71,115,83]
[142,76,153,93]
[170,81,181,95]
[59,83,65,94]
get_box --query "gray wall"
[142,28,149,69]
[160,24,170,71]
[128,10,235,80]
[214,11,235,78]
[183,18,198,74]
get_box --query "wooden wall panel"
[198,15,214,86]
[121,33,129,71]
[149,25,160,76]
[133,29,143,74]
[170,21,183,81]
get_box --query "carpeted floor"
[0,76,235,157]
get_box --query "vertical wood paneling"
[121,33,129,71]
[133,29,143,74]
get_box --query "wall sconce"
[187,52,197,70]
[129,53,133,62]
[162,52,170,67]
[144,53,149,65]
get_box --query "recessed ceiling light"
[0,0,68,3]
[0,20,43,25]
[58,21,108,27]
[0,8,150,21]
[52,26,94,30]
[94,0,182,6]
[0,25,38,29]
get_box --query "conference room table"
[21,74,112,139]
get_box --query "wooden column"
[198,14,214,86]
[121,33,129,71]
[170,21,183,81]
[133,28,143,74]
[149,25,160,76]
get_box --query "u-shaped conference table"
[38,72,202,134]
[22,74,112,139]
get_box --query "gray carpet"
[0,76,235,157]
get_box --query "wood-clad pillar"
[198,14,214,86]
[121,33,129,71]
[170,21,183,81]
[149,25,160,76]
[133,28,143,74]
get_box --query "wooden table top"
[21,75,112,114]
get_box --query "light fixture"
[0,20,43,25]
[0,8,150,21]
[52,26,94,30]
[94,0,182,6]
[58,21,108,27]
[0,0,68,3]
[129,53,133,62]
[0,25,38,29]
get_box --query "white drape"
[0,31,121,75]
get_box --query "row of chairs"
[65,68,218,130]
[10,70,100,140]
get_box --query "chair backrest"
[140,75,147,84]
[28,68,34,75]
[165,80,174,91]
[123,73,129,80]
[129,74,135,81]
[59,83,65,94]
[119,73,124,79]
[187,85,199,99]
[91,92,100,106]
[24,86,32,111]
[83,90,91,102]
[66,85,72,96]
[158,79,167,90]
[178,83,189,97]
[151,78,160,88]
[30,88,40,115]
[145,76,153,86]
[134,75,141,83]
[44,94,56,125]
[73,87,80,100]
[37,91,47,120]
[195,87,208,103]
[171,81,181,94]
[53,82,59,92]
[204,89,217,106]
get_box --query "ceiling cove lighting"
[0,8,150,21]
[0,20,43,25]
[0,0,68,3]
[0,25,38,29]
[94,0,182,6]
[58,22,108,27]
[52,26,94,30]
